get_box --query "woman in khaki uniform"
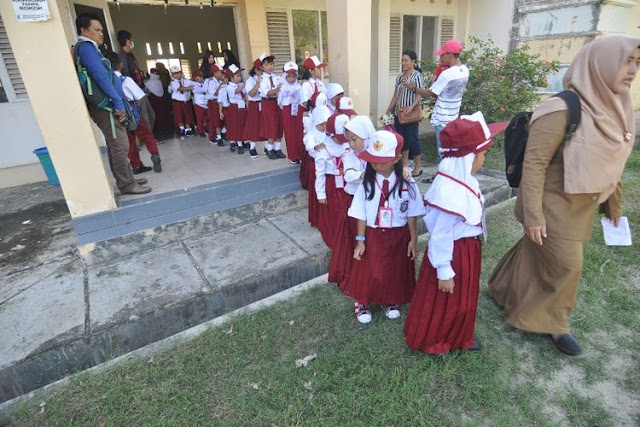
[488,35,640,356]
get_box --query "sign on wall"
[11,0,51,22]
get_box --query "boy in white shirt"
[192,69,209,137]
[168,65,196,138]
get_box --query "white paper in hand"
[601,217,632,246]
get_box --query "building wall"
[466,0,514,52]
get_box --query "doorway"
[74,4,114,52]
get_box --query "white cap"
[227,64,244,75]
[358,130,402,163]
[344,116,376,141]
[311,105,332,126]
[170,65,181,73]
[326,82,344,100]
[314,93,328,108]
[283,61,298,73]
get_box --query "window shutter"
[266,10,291,70]
[0,15,28,100]
[440,17,454,44]
[389,15,401,74]
[180,59,192,80]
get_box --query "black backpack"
[504,90,581,188]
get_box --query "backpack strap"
[553,90,581,138]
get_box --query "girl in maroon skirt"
[404,112,508,355]
[304,105,332,228]
[225,64,247,154]
[328,115,375,285]
[342,130,424,324]
[243,56,264,158]
[315,113,350,249]
[278,61,304,163]
[258,54,286,160]
[207,64,225,146]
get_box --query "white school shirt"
[315,139,347,200]
[206,77,221,101]
[342,148,367,196]
[217,82,230,107]
[168,78,194,102]
[227,82,246,108]
[278,80,301,115]
[259,72,280,99]
[300,77,326,106]
[348,171,425,228]
[115,71,146,102]
[304,128,327,159]
[245,75,262,102]
[424,206,482,280]
[430,65,469,127]
[192,81,209,109]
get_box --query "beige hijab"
[531,35,639,202]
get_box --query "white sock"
[216,134,222,140]
[275,141,281,150]
[179,126,185,130]
[250,141,256,149]
[222,126,227,133]
[266,142,274,150]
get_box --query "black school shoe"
[550,334,583,356]
[237,145,245,155]
[132,165,152,174]
[274,149,286,159]
[230,142,237,152]
[249,148,258,159]
[267,150,278,160]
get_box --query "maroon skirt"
[300,150,312,190]
[316,175,351,250]
[148,93,172,134]
[404,237,482,355]
[207,100,222,132]
[307,154,319,227]
[340,226,416,305]
[225,104,242,141]
[328,210,356,285]
[243,101,262,141]
[282,105,304,162]
[259,99,283,140]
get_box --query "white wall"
[0,102,46,169]
[466,0,513,53]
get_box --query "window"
[179,42,185,55]
[390,14,453,72]
[156,42,163,55]
[197,42,202,54]
[0,15,28,102]
[169,42,174,55]
[266,10,291,70]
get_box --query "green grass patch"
[3,158,640,426]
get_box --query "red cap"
[192,69,203,78]
[224,68,233,78]
[227,64,244,75]
[358,130,403,163]
[440,112,508,158]
[210,64,221,74]
[435,39,463,56]
[303,55,327,70]
[326,114,349,143]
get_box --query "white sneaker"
[355,303,372,324]
[384,305,401,319]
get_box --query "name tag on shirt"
[377,206,393,228]
[335,175,345,189]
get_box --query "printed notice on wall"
[12,0,51,22]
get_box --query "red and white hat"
[440,112,508,158]
[358,130,403,163]
[303,55,327,70]
[337,96,357,116]
[283,61,298,73]
[435,39,463,56]
[170,65,181,73]
[253,52,275,69]
[210,64,222,74]
[192,69,203,78]
[227,64,244,76]
[327,113,349,143]
[326,82,344,101]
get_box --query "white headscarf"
[145,73,163,97]
[424,153,484,226]
[344,115,376,150]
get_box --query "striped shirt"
[394,69,425,109]
[430,65,469,126]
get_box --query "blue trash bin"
[33,147,60,186]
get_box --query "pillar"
[327,0,372,115]
[235,0,270,69]
[0,0,116,217]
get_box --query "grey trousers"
[139,96,155,133]
[88,105,136,191]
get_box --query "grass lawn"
[3,149,639,426]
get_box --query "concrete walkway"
[0,167,512,404]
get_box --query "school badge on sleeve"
[400,200,409,213]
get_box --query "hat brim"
[340,108,357,117]
[358,151,396,163]
[261,55,275,63]
[233,68,245,74]
[435,48,462,56]
[487,122,509,139]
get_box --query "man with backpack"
[74,13,151,195]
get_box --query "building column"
[0,0,116,217]
[327,0,372,115]
[235,0,270,69]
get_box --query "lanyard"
[375,177,394,206]
[323,147,343,172]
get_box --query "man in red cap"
[406,39,469,162]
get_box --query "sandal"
[411,169,423,178]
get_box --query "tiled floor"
[102,135,295,204]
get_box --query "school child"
[168,65,196,138]
[278,61,303,164]
[206,64,225,146]
[341,130,424,324]
[225,64,247,154]
[304,105,332,228]
[243,55,264,159]
[258,53,286,160]
[300,55,327,111]
[109,53,162,174]
[192,70,209,137]
[336,96,357,118]
[315,113,350,249]
[328,115,376,285]
[325,82,344,114]
[217,70,231,146]
[404,112,507,354]
[144,69,172,139]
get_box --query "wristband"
[355,235,366,242]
